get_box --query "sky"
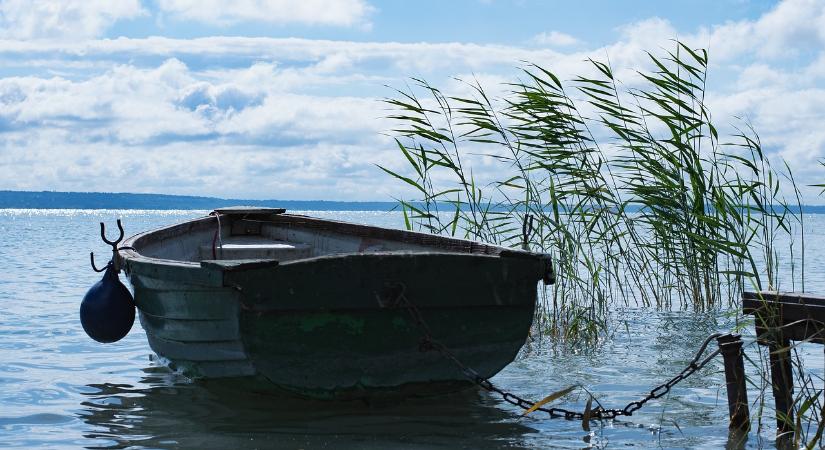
[0,0,823,202]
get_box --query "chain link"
[392,285,723,421]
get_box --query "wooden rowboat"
[119,207,554,399]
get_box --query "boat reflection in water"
[78,366,538,449]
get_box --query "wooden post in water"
[717,333,750,431]
[769,337,794,437]
[741,291,825,443]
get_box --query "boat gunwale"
[119,212,547,271]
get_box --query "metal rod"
[717,333,750,432]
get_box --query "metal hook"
[90,252,109,273]
[100,219,124,247]
[90,219,125,273]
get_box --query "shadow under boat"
[77,367,540,450]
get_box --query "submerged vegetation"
[382,41,823,443]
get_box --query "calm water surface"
[1,209,824,449]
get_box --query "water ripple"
[0,210,823,448]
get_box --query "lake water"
[1,209,824,449]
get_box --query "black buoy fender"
[80,263,135,343]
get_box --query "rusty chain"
[392,285,724,421]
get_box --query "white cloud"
[156,0,373,28]
[737,0,825,58]
[682,0,825,61]
[0,138,391,199]
[0,1,824,201]
[0,36,569,76]
[531,31,580,47]
[0,57,398,199]
[0,58,387,143]
[733,63,790,90]
[0,0,145,40]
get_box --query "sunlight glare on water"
[0,209,824,449]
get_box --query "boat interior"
[129,207,505,264]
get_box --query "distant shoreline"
[3,190,825,214]
[0,190,399,212]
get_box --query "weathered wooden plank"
[132,279,239,320]
[145,334,247,362]
[270,213,504,254]
[198,240,311,262]
[128,274,218,293]
[240,305,532,394]
[743,291,825,344]
[743,295,825,342]
[200,259,279,272]
[126,258,223,287]
[743,291,825,307]
[743,297,825,323]
[123,215,214,249]
[226,252,542,311]
[754,324,825,344]
[214,206,286,215]
[138,312,239,342]
[717,334,750,431]
[770,338,795,436]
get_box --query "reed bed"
[382,42,800,340]
[382,41,822,443]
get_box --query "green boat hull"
[122,211,549,399]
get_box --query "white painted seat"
[199,236,312,261]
